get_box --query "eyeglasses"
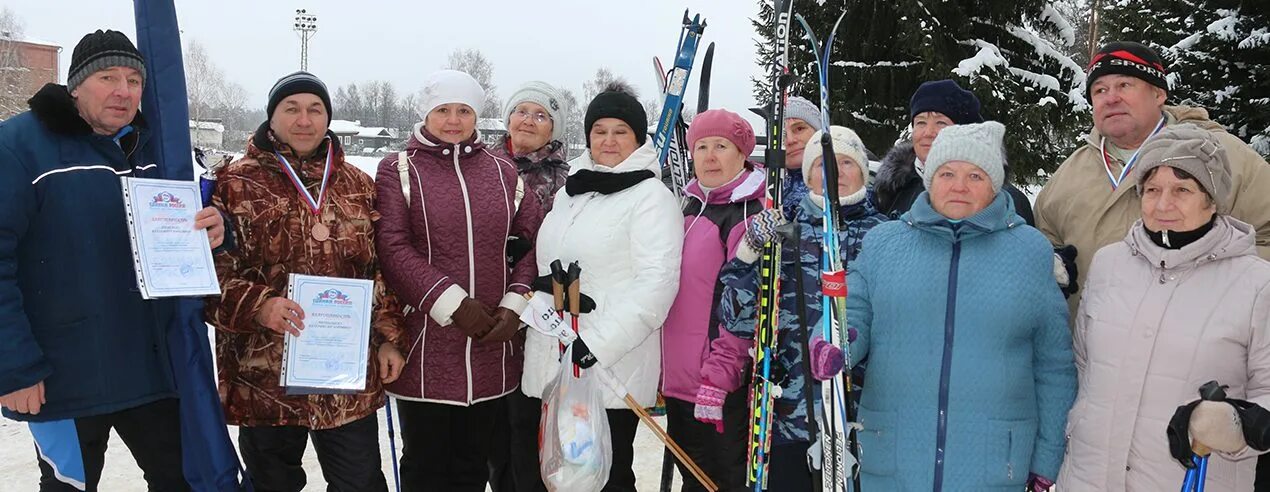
[512,109,552,124]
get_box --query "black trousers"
[766,441,813,491]
[36,398,187,492]
[238,412,387,492]
[397,396,508,492]
[509,393,641,492]
[664,392,750,492]
[487,394,516,492]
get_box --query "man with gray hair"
[1034,41,1270,317]
[0,29,226,490]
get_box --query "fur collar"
[27,83,147,136]
[875,141,920,198]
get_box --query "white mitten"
[1190,400,1246,453]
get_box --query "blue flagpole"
[133,1,250,490]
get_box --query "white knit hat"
[922,121,1007,193]
[802,125,870,188]
[503,81,568,142]
[416,70,485,120]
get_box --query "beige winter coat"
[1035,105,1270,318]
[1056,216,1270,491]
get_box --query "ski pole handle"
[566,262,582,317]
[567,261,582,377]
[550,260,566,314]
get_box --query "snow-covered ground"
[0,326,683,492]
[0,406,682,492]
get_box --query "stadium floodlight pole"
[293,9,318,71]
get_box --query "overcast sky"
[8,0,772,129]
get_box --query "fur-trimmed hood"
[875,141,920,200]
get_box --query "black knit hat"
[267,71,332,119]
[909,79,983,125]
[67,30,145,90]
[584,82,647,147]
[1086,41,1169,100]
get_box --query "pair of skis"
[656,26,718,492]
[744,2,860,490]
[746,0,795,490]
[795,11,860,492]
[651,11,707,200]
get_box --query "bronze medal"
[311,222,330,241]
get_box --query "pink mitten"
[1027,473,1054,492]
[810,335,845,381]
[694,383,727,433]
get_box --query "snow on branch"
[953,39,1007,77]
[1008,66,1061,92]
[1171,32,1204,52]
[1008,25,1086,78]
[1207,11,1242,42]
[1040,4,1076,47]
[1240,28,1269,49]
[832,60,924,69]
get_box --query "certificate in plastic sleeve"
[120,177,221,299]
[280,274,374,395]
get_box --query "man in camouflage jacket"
[205,72,404,492]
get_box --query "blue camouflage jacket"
[718,194,887,444]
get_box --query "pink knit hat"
[686,109,756,157]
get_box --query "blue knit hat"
[909,79,984,125]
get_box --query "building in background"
[0,33,60,119]
[189,119,225,150]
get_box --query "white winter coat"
[521,141,683,408]
[1057,216,1270,490]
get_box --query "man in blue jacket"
[0,30,226,490]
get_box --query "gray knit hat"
[503,81,568,142]
[922,121,1007,193]
[1134,123,1232,213]
[784,96,822,131]
[67,30,146,91]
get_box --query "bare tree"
[643,97,661,128]
[559,88,585,159]
[445,48,502,118]
[0,7,27,119]
[374,82,398,128]
[334,83,366,123]
[582,67,631,104]
[183,38,247,128]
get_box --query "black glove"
[571,338,598,369]
[506,236,532,266]
[530,274,597,313]
[1054,245,1079,298]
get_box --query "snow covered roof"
[328,119,363,135]
[356,127,394,139]
[0,35,59,48]
[189,120,225,133]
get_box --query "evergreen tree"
[1101,0,1269,157]
[753,0,1088,184]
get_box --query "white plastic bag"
[539,346,612,492]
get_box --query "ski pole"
[566,261,582,378]
[1181,444,1209,492]
[550,260,568,367]
[595,368,719,492]
[385,396,401,492]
